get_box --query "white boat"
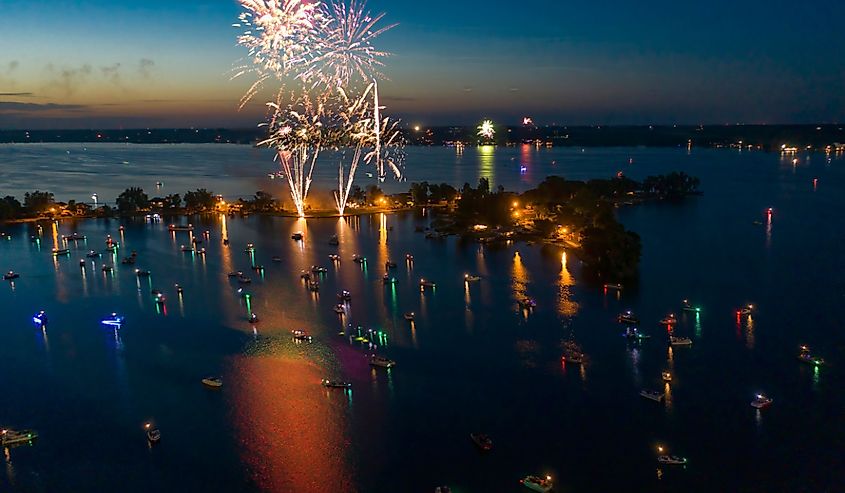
[352,254,367,264]
[62,232,86,241]
[202,377,223,388]
[419,279,436,288]
[168,224,193,232]
[657,455,688,465]
[1,429,38,446]
[338,290,352,301]
[227,271,243,277]
[617,311,639,324]
[292,330,312,342]
[798,345,824,366]
[145,423,161,444]
[682,299,701,313]
[52,248,70,256]
[662,371,672,382]
[307,280,320,292]
[311,265,327,273]
[640,389,665,402]
[403,312,415,321]
[86,250,100,258]
[751,394,772,409]
[135,269,151,277]
[244,243,255,252]
[369,355,396,368]
[464,274,481,282]
[669,336,693,346]
[334,304,345,314]
[520,475,553,492]
[321,379,351,389]
[405,254,414,261]
[329,254,341,262]
[180,245,193,252]
[101,265,113,272]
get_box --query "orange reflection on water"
[557,252,579,317]
[228,355,353,493]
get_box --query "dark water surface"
[1,146,844,492]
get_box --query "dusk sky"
[1,0,844,129]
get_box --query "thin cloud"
[0,92,34,97]
[43,64,93,96]
[0,101,87,113]
[139,58,155,79]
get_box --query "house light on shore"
[473,224,488,231]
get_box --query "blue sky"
[1,0,844,128]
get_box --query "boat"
[434,486,451,493]
[464,274,481,282]
[617,310,639,324]
[403,312,415,321]
[311,265,328,274]
[321,379,352,389]
[120,257,135,265]
[669,336,693,346]
[470,432,493,451]
[329,254,341,262]
[603,282,624,291]
[168,224,193,232]
[248,313,259,323]
[419,278,436,288]
[228,271,243,277]
[3,271,19,280]
[52,248,70,256]
[798,345,824,366]
[405,254,414,261]
[328,235,339,246]
[244,243,255,252]
[369,355,396,368]
[135,269,151,277]
[383,274,396,284]
[520,475,553,492]
[385,260,397,269]
[251,265,264,271]
[180,245,193,252]
[751,394,773,409]
[271,256,282,262]
[237,275,252,284]
[101,265,113,272]
[86,250,100,258]
[292,330,312,342]
[657,455,688,466]
[300,271,312,280]
[79,259,86,266]
[145,423,161,444]
[739,304,754,315]
[101,313,125,327]
[334,304,346,314]
[307,280,320,292]
[291,232,304,241]
[562,341,585,365]
[338,290,352,302]
[518,297,536,309]
[154,293,166,304]
[1,429,38,447]
[352,254,367,264]
[662,371,672,382]
[659,313,678,325]
[682,299,701,313]
[62,232,86,241]
[32,310,48,326]
[202,377,223,388]
[640,389,665,402]
[624,326,650,341]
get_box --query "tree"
[184,188,215,211]
[23,190,54,214]
[0,195,23,220]
[429,183,457,203]
[164,193,182,209]
[409,182,429,205]
[250,190,276,212]
[365,185,384,205]
[350,185,365,203]
[115,187,149,215]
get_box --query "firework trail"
[234,0,403,216]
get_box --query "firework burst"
[478,120,495,140]
[303,0,396,89]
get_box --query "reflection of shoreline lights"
[478,144,495,186]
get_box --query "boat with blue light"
[101,313,125,327]
[32,311,48,326]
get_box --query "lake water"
[1,145,844,492]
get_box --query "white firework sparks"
[478,120,495,140]
[303,0,396,89]
[233,0,322,106]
